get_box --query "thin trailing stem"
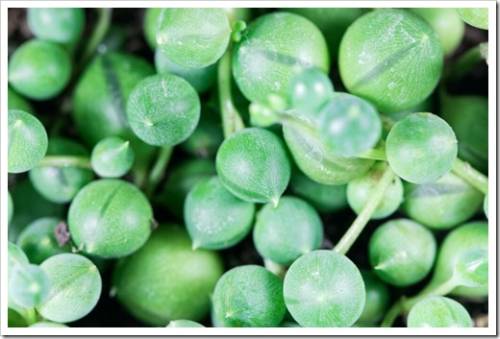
[452,158,488,194]
[334,166,396,255]
[218,49,245,138]
[39,155,92,169]
[77,8,112,72]
[145,146,173,197]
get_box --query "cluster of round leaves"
[6,6,489,330]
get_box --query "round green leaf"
[253,196,323,265]
[402,172,483,230]
[319,93,382,157]
[339,9,443,113]
[386,113,457,184]
[212,265,286,327]
[37,254,102,323]
[216,128,291,205]
[8,109,48,174]
[27,8,85,43]
[457,8,488,30]
[68,179,153,258]
[428,222,488,300]
[8,39,71,100]
[369,219,436,286]
[284,250,365,327]
[185,176,255,250]
[127,73,200,146]
[407,296,473,327]
[10,263,50,309]
[91,137,135,178]
[156,8,231,68]
[113,225,224,326]
[233,12,329,105]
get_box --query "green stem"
[446,42,488,83]
[334,166,395,255]
[452,158,488,194]
[264,259,287,279]
[39,156,92,169]
[381,279,457,327]
[358,146,386,161]
[145,146,173,197]
[77,8,112,72]
[22,308,38,326]
[218,49,245,138]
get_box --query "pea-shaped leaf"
[8,109,48,174]
[113,226,224,326]
[37,254,102,323]
[457,8,488,30]
[167,320,204,328]
[8,39,71,100]
[356,270,390,327]
[253,196,323,265]
[68,179,153,258]
[233,12,329,105]
[185,177,255,250]
[283,250,365,327]
[347,163,403,219]
[386,113,457,184]
[407,296,473,328]
[288,68,334,120]
[426,222,488,300]
[156,9,231,68]
[290,171,348,213]
[216,128,291,205]
[411,8,465,56]
[283,123,374,185]
[27,8,85,43]
[212,265,286,327]
[319,93,382,157]
[29,138,94,203]
[155,49,217,93]
[127,73,200,146]
[369,219,436,287]
[10,263,50,309]
[91,137,135,178]
[339,9,443,113]
[17,217,70,264]
[402,172,483,230]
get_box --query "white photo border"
[1,0,496,336]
